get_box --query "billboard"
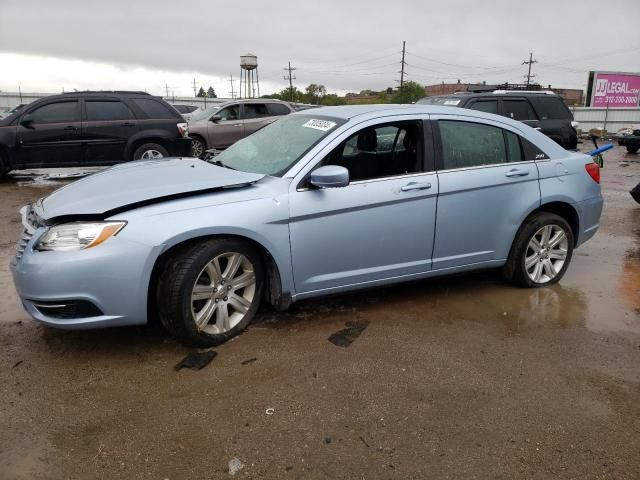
[586,71,640,108]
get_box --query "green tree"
[320,94,346,106]
[390,81,426,104]
[207,86,217,98]
[196,86,206,97]
[304,84,327,104]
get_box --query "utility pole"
[283,61,296,102]
[192,78,198,97]
[522,52,538,86]
[399,41,407,104]
[228,74,236,99]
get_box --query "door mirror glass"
[210,114,222,122]
[310,165,349,188]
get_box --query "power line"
[283,61,296,101]
[522,52,538,86]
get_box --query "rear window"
[132,98,178,119]
[268,103,291,116]
[86,100,134,121]
[532,97,572,120]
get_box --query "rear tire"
[157,238,264,347]
[133,143,168,160]
[0,153,6,181]
[190,136,206,158]
[626,145,639,154]
[503,212,574,288]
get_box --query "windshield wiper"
[210,159,236,170]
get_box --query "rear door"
[529,96,576,148]
[431,115,540,270]
[16,98,82,167]
[502,97,541,130]
[241,102,277,136]
[82,97,139,164]
[466,98,499,115]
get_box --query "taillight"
[585,162,600,184]
[177,122,189,138]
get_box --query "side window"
[324,121,423,182]
[532,97,572,120]
[85,100,134,121]
[468,100,498,114]
[243,103,270,119]
[27,101,79,124]
[132,98,177,119]
[503,100,537,121]
[505,131,523,162]
[216,105,239,121]
[439,120,506,169]
[267,103,291,116]
[522,137,550,161]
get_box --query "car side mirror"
[210,114,222,122]
[20,114,34,128]
[309,165,349,189]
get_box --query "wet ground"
[1,148,639,479]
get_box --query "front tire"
[157,239,264,347]
[626,145,639,154]
[503,212,574,288]
[133,143,168,160]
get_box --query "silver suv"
[188,99,294,157]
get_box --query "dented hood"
[35,158,264,220]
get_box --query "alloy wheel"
[140,149,164,160]
[191,139,204,158]
[190,252,256,334]
[524,224,569,284]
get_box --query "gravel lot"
[1,147,639,479]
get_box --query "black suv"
[418,90,578,149]
[0,91,191,179]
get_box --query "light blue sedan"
[11,105,603,346]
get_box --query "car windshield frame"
[212,114,346,177]
[188,104,224,122]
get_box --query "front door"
[207,104,244,148]
[431,116,541,270]
[289,118,438,294]
[16,98,82,167]
[82,98,139,163]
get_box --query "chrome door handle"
[233,124,242,127]
[401,181,431,192]
[505,169,530,177]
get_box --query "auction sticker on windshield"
[302,119,337,131]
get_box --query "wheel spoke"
[543,259,556,278]
[532,261,543,282]
[192,284,214,301]
[223,253,243,279]
[525,254,538,269]
[195,300,217,328]
[548,230,566,248]
[228,293,250,314]
[216,303,230,331]
[541,225,552,246]
[529,237,542,253]
[205,258,223,284]
[549,249,567,260]
[232,271,255,290]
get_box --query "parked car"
[11,105,602,347]
[0,91,190,179]
[417,90,579,150]
[616,125,640,153]
[187,99,294,157]
[0,103,27,120]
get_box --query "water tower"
[239,53,260,99]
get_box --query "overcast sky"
[1,0,639,98]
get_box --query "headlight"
[35,222,126,252]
